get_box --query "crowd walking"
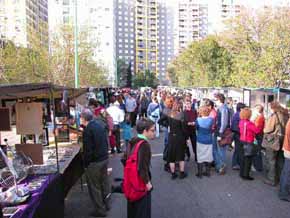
[79,87,290,218]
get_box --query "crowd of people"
[79,87,290,218]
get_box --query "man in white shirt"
[125,94,137,126]
[107,100,125,153]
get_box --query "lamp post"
[74,0,79,88]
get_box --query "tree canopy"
[0,25,109,87]
[170,7,290,88]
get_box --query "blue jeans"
[212,135,222,170]
[279,158,290,201]
[218,145,227,167]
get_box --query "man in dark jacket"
[231,103,246,170]
[81,108,110,217]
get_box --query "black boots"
[203,162,211,177]
[196,163,203,178]
[196,163,210,178]
[240,156,254,181]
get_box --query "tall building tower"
[0,0,48,47]
[207,0,241,34]
[115,0,175,83]
[87,0,116,86]
[48,0,116,86]
[115,0,135,73]
[135,0,158,75]
[158,0,174,83]
[221,0,241,23]
[178,0,208,52]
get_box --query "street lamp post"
[74,0,79,88]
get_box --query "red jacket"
[239,119,260,143]
[254,114,265,134]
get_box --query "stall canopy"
[0,83,87,100]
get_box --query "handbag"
[262,113,284,151]
[219,128,233,147]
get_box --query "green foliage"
[117,58,128,87]
[0,25,108,87]
[171,36,233,87]
[133,69,158,88]
[170,7,290,88]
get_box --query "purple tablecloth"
[9,174,58,218]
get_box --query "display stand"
[0,83,86,218]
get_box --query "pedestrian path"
[64,132,290,218]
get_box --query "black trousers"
[140,108,147,118]
[186,133,197,161]
[112,125,121,149]
[127,192,151,218]
[239,144,253,178]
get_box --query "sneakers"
[232,165,240,170]
[263,179,276,186]
[218,165,226,175]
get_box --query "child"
[121,114,133,151]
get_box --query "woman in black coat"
[166,100,188,179]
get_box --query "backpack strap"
[130,140,145,158]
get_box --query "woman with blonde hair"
[239,107,260,180]
[195,106,214,178]
[263,101,289,186]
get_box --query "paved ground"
[64,131,290,218]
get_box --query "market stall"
[0,83,87,218]
[242,87,290,117]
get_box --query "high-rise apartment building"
[177,0,208,52]
[0,0,48,47]
[115,0,175,82]
[115,0,135,73]
[207,0,241,34]
[48,0,116,86]
[158,0,174,82]
[135,0,158,74]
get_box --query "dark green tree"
[126,61,132,88]
[133,69,158,88]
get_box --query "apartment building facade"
[115,0,175,82]
[178,0,208,52]
[0,0,48,47]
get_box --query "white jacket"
[107,104,125,125]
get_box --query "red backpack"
[123,140,147,202]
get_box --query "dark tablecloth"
[6,150,83,218]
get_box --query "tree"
[169,7,290,88]
[220,7,290,87]
[171,36,233,87]
[49,25,108,87]
[126,61,132,88]
[0,24,109,87]
[133,69,158,88]
[116,58,128,87]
